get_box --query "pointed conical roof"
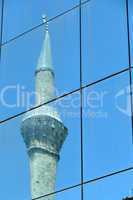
[22,15,63,123]
[37,17,53,71]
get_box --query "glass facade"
[0,0,133,200]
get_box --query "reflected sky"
[0,0,133,200]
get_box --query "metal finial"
[42,14,48,31]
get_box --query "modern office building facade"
[0,0,133,200]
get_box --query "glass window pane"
[0,9,80,121]
[83,72,133,181]
[84,171,133,200]
[128,0,133,66]
[3,0,79,42]
[82,0,128,86]
[0,119,30,200]
[0,92,81,199]
[55,92,81,189]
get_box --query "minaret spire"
[35,15,55,106]
[21,14,68,200]
[36,15,53,74]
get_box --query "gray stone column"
[29,148,57,200]
[21,15,68,200]
[21,114,67,200]
[35,69,55,106]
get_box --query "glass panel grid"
[0,0,133,200]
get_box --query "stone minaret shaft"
[21,16,68,200]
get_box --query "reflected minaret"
[21,15,68,200]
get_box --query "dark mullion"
[79,0,84,200]
[125,0,133,144]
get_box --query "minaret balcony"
[21,113,68,158]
